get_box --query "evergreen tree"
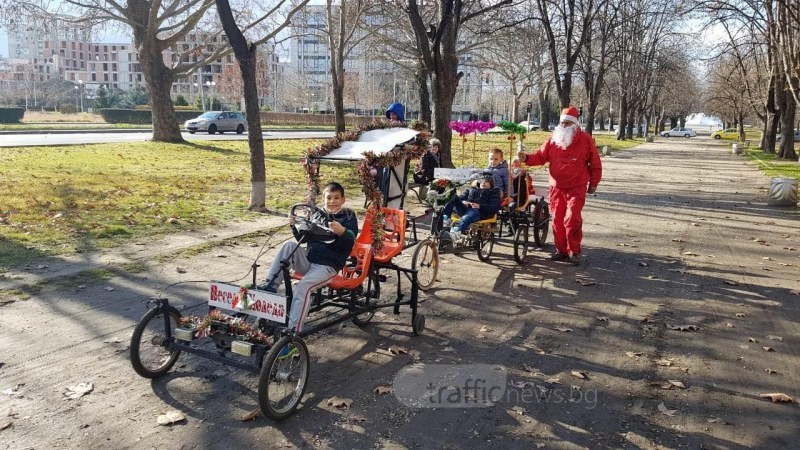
[174,94,188,106]
[94,85,111,109]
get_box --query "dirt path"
[1,137,799,449]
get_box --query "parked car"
[660,127,697,138]
[519,120,539,131]
[776,129,800,141]
[710,128,739,140]
[184,111,247,134]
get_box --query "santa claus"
[516,106,602,265]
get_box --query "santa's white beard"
[551,123,578,150]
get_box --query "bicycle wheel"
[533,201,550,247]
[477,232,494,262]
[130,305,182,379]
[353,271,379,326]
[412,239,439,291]
[513,225,529,264]
[258,336,310,421]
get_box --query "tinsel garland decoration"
[303,120,430,250]
[178,309,273,345]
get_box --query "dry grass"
[21,111,107,123]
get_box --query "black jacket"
[414,151,441,185]
[459,188,501,219]
[292,208,358,272]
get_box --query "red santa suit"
[522,107,602,257]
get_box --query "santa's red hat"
[559,106,580,125]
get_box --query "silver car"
[660,127,697,138]
[184,111,248,134]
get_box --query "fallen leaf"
[725,323,735,328]
[759,393,794,403]
[348,415,368,423]
[374,385,394,395]
[479,325,493,333]
[176,267,187,274]
[214,254,227,258]
[683,251,699,256]
[767,335,783,341]
[671,238,684,242]
[690,222,700,227]
[103,337,121,344]
[762,256,772,261]
[166,217,179,224]
[656,359,673,367]
[625,351,642,358]
[667,324,699,332]
[2,386,23,398]
[790,290,800,296]
[156,410,186,426]
[544,377,562,384]
[748,337,757,343]
[761,267,772,271]
[668,380,686,389]
[104,287,114,292]
[658,402,678,416]
[735,313,746,318]
[387,345,408,355]
[511,405,526,415]
[570,370,588,380]
[707,417,722,423]
[575,278,595,286]
[327,396,353,409]
[596,316,610,322]
[555,327,573,332]
[64,383,93,400]
[723,280,738,286]
[641,316,655,323]
[0,421,11,431]
[762,347,775,352]
[765,368,778,375]
[638,262,649,267]
[241,409,259,421]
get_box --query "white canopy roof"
[319,127,420,161]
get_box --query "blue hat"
[385,102,405,121]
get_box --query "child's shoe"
[449,230,462,243]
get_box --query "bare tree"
[578,0,618,133]
[401,0,514,167]
[215,0,309,210]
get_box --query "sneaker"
[257,283,278,294]
[568,254,581,266]
[278,345,298,359]
[449,230,462,243]
[550,252,568,261]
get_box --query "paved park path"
[1,136,798,449]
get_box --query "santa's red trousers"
[548,185,587,256]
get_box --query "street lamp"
[74,85,79,112]
[193,82,204,111]
[205,80,216,110]
[78,80,84,112]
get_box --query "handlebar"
[289,203,337,243]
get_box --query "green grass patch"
[0,139,352,271]
[0,130,642,272]
[745,148,800,180]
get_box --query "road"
[1,136,798,448]
[0,130,336,147]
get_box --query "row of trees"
[701,0,800,160]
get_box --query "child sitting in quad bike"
[442,174,501,242]
[262,182,359,332]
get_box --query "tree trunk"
[216,0,266,211]
[417,67,432,125]
[138,42,183,143]
[585,103,597,135]
[777,88,797,160]
[558,72,572,108]
[432,71,458,167]
[538,90,549,132]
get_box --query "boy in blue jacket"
[263,182,358,332]
[442,175,501,242]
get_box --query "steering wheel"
[289,203,337,243]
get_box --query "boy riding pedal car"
[262,182,358,332]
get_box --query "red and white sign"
[209,282,287,324]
